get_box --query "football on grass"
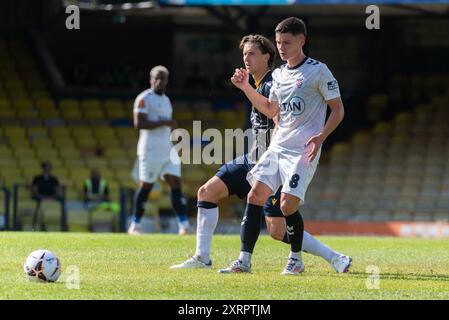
[24,249,61,282]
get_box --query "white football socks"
[195,206,219,264]
[289,251,302,261]
[302,231,338,263]
[178,219,190,230]
[238,251,252,266]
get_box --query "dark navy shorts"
[263,188,283,218]
[215,155,283,218]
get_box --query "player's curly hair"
[239,34,276,69]
[275,17,307,37]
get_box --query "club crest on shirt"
[138,99,145,109]
[296,73,305,88]
[327,80,338,90]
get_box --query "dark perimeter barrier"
[1,187,10,230]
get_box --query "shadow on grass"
[345,271,449,282]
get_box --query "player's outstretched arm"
[306,97,344,162]
[231,68,279,119]
[134,112,176,130]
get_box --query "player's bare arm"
[306,96,344,162]
[134,112,176,130]
[231,68,279,119]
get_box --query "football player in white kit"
[128,65,191,235]
[229,17,347,275]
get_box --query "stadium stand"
[1,11,449,232]
[0,38,248,231]
[304,90,449,223]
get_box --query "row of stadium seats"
[2,38,448,225]
[0,40,50,101]
[0,96,246,130]
[302,95,449,222]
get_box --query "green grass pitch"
[1,232,449,299]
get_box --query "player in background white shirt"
[230,17,347,275]
[128,65,191,235]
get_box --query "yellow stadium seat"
[104,99,124,109]
[35,98,55,110]
[8,138,30,148]
[50,127,72,138]
[97,139,120,148]
[103,148,127,158]
[27,127,48,139]
[17,157,41,171]
[53,138,76,149]
[373,122,392,135]
[0,158,18,171]
[194,110,215,121]
[69,169,91,184]
[22,167,41,181]
[352,132,372,146]
[115,127,136,138]
[0,167,23,179]
[94,127,116,139]
[108,158,132,169]
[80,98,102,110]
[8,89,29,99]
[173,110,195,121]
[39,108,61,119]
[71,127,93,138]
[35,150,59,162]
[83,109,105,120]
[13,148,36,159]
[4,126,26,137]
[5,79,24,91]
[76,137,97,148]
[12,98,33,109]
[0,108,15,119]
[0,146,13,157]
[31,139,54,149]
[29,90,50,100]
[1,175,28,187]
[59,98,80,110]
[85,157,108,168]
[0,98,11,108]
[16,108,39,120]
[58,147,80,158]
[61,108,83,120]
[63,158,86,168]
[105,108,127,119]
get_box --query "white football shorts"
[246,145,320,204]
[137,150,181,184]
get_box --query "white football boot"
[218,260,252,274]
[280,257,305,276]
[127,222,142,235]
[178,220,193,235]
[331,255,352,273]
[170,256,212,269]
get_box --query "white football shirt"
[133,89,173,156]
[269,57,341,154]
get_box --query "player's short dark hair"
[275,17,307,37]
[239,34,276,69]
